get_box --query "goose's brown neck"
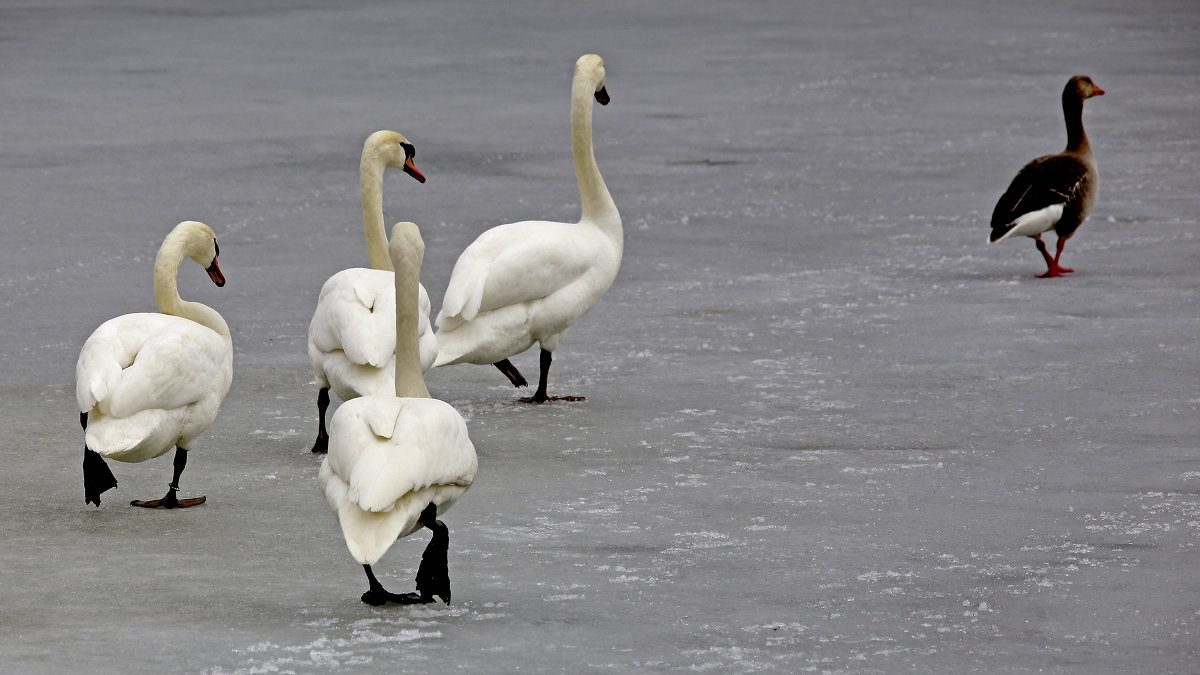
[1063,94,1090,155]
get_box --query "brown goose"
[989,75,1104,278]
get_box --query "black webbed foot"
[83,448,118,507]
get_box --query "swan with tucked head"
[76,220,231,508]
[307,131,437,453]
[320,222,478,606]
[433,54,621,403]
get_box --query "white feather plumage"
[434,55,621,374]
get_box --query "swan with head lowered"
[307,131,436,453]
[989,75,1104,277]
[76,220,231,508]
[433,54,621,403]
[319,221,478,606]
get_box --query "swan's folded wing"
[106,322,227,419]
[310,270,397,368]
[328,397,477,513]
[438,222,594,326]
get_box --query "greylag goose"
[988,75,1104,278]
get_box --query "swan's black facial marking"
[594,85,610,105]
[206,240,225,287]
[400,142,426,183]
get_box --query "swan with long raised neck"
[319,221,478,606]
[989,75,1104,278]
[307,131,436,453]
[433,54,621,403]
[76,220,231,508]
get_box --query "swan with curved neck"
[989,75,1104,277]
[434,54,621,403]
[76,220,231,508]
[307,131,437,453]
[320,221,478,606]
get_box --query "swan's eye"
[214,241,220,258]
[400,142,415,159]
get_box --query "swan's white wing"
[310,268,436,379]
[309,269,396,369]
[77,313,227,419]
[324,396,477,513]
[320,395,478,564]
[437,221,594,327]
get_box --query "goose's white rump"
[77,313,230,463]
[318,395,476,564]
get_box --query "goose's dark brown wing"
[990,153,1090,241]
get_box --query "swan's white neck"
[360,154,393,272]
[572,73,621,243]
[390,223,430,399]
[153,236,231,347]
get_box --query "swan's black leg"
[414,504,452,604]
[83,447,118,507]
[311,387,330,453]
[493,359,527,388]
[131,447,206,508]
[359,504,450,606]
[520,349,585,403]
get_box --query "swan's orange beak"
[594,86,610,105]
[206,259,225,287]
[403,156,426,183]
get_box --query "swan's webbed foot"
[519,394,586,404]
[493,359,527,388]
[362,563,435,606]
[361,588,432,606]
[83,448,118,507]
[131,484,206,509]
[310,430,329,454]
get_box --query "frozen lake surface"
[1,1,1197,672]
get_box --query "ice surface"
[1,0,1197,673]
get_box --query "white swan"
[76,220,231,508]
[433,54,621,403]
[319,221,478,606]
[307,130,437,453]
